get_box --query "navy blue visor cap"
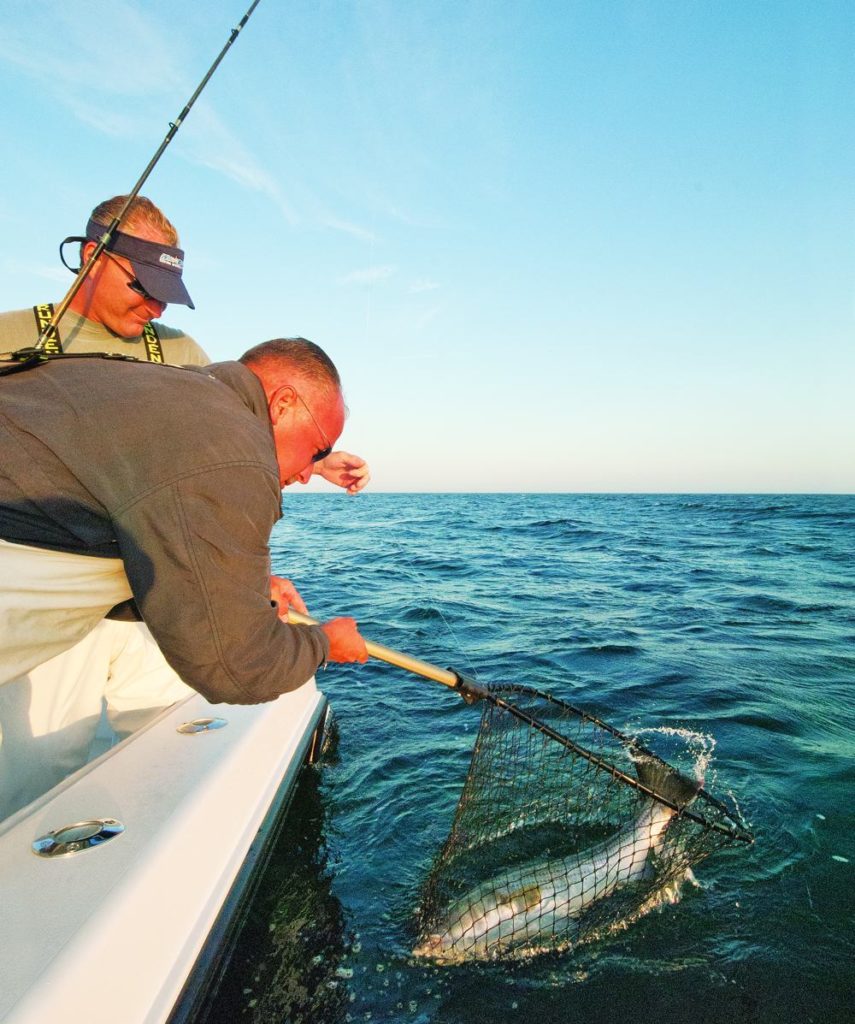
[85,218,195,309]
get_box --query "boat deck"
[0,681,326,1024]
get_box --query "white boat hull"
[0,680,327,1024]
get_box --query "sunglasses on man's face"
[311,445,333,464]
[104,251,158,303]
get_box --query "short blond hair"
[90,195,179,246]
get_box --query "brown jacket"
[0,357,328,703]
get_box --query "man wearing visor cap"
[0,196,370,819]
[0,196,213,820]
[79,213,196,310]
[69,213,196,331]
[0,194,208,364]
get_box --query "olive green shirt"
[0,307,209,365]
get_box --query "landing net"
[413,684,752,962]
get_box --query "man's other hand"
[270,575,309,616]
[320,617,369,663]
[313,451,370,494]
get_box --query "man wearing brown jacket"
[0,338,368,817]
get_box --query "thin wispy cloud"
[63,97,146,141]
[413,305,443,331]
[181,104,300,224]
[321,215,379,243]
[192,152,299,225]
[1,259,70,284]
[0,3,396,241]
[410,278,440,293]
[380,201,452,231]
[339,266,397,286]
[0,2,300,224]
[0,3,184,97]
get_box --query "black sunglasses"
[104,251,158,303]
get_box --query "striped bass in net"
[413,759,700,961]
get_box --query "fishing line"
[2,0,263,371]
[374,522,482,684]
[309,503,479,679]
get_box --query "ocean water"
[209,493,854,1023]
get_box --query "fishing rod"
[7,0,262,369]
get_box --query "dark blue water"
[258,493,853,1023]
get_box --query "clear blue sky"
[1,0,852,492]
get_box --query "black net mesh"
[413,685,752,963]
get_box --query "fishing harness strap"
[31,303,164,362]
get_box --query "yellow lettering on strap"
[142,323,164,363]
[32,303,62,355]
[33,304,165,362]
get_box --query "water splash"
[628,726,717,787]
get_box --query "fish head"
[413,884,543,962]
[412,895,495,961]
[412,931,457,962]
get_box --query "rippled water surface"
[218,494,853,1023]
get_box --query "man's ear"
[268,383,296,425]
[81,240,98,266]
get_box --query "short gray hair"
[238,337,341,392]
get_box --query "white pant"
[0,540,193,820]
[0,619,193,820]
[0,538,132,685]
